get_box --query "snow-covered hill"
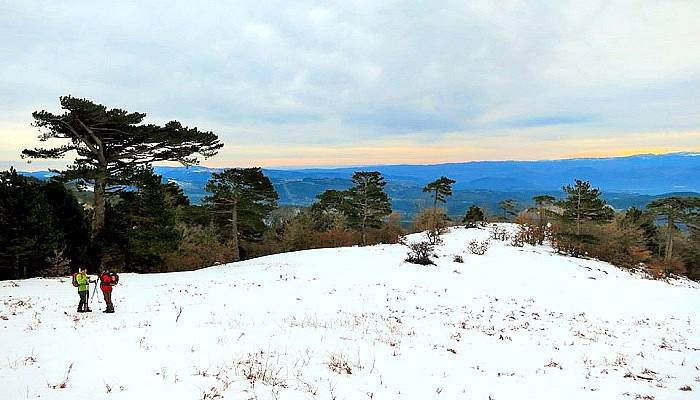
[1,226,699,400]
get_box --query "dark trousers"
[102,290,114,312]
[77,290,88,311]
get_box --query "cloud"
[1,0,699,168]
[502,115,595,128]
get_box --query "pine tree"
[422,177,456,209]
[422,177,456,242]
[560,180,613,236]
[531,195,557,226]
[462,205,485,228]
[100,170,183,272]
[683,220,700,280]
[203,168,278,261]
[498,199,518,220]
[42,181,90,269]
[0,169,66,279]
[622,206,659,256]
[646,196,700,261]
[310,189,350,232]
[22,96,222,252]
[346,171,392,246]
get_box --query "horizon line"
[7,150,699,173]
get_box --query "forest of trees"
[1,96,700,281]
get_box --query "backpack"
[102,272,119,286]
[71,273,79,287]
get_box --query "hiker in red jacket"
[99,270,118,313]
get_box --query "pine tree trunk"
[361,181,368,246]
[231,198,240,262]
[15,255,21,279]
[664,216,674,262]
[91,172,107,241]
[432,190,438,235]
[361,206,367,246]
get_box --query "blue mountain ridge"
[16,152,700,219]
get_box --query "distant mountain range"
[17,152,700,220]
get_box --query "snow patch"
[1,226,698,399]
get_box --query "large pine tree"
[310,189,350,232]
[0,169,87,279]
[203,168,278,261]
[346,171,392,245]
[22,96,222,250]
[560,180,613,236]
[646,196,700,261]
[100,170,185,272]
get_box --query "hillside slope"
[1,226,699,399]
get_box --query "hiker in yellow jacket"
[75,268,95,313]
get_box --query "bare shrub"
[413,208,449,245]
[490,225,510,241]
[235,350,287,390]
[201,386,223,399]
[41,248,71,277]
[313,229,355,248]
[162,224,237,272]
[544,360,563,369]
[405,241,435,265]
[327,352,353,375]
[366,212,404,245]
[510,224,547,247]
[592,221,654,269]
[453,255,464,263]
[468,239,491,255]
[550,232,588,257]
[510,230,525,247]
[646,259,687,278]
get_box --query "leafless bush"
[453,255,464,263]
[510,230,525,247]
[511,224,549,247]
[490,225,510,241]
[405,241,435,265]
[201,386,223,399]
[42,247,71,277]
[468,239,491,255]
[413,208,449,245]
[235,350,287,391]
[327,352,353,375]
[7,352,38,370]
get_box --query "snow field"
[1,225,699,399]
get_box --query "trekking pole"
[91,278,99,305]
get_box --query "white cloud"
[1,0,699,167]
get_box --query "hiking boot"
[105,309,115,313]
[77,309,85,313]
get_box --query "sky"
[1,0,699,170]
